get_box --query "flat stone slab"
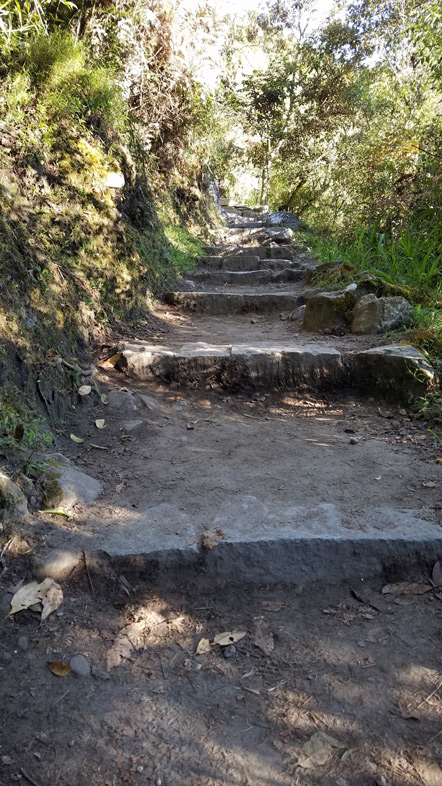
[189,269,305,286]
[116,341,433,399]
[39,499,442,584]
[165,291,302,315]
[198,256,301,272]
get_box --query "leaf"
[41,582,64,621]
[351,589,393,614]
[78,385,92,396]
[95,419,106,429]
[382,582,432,596]
[99,353,121,370]
[423,481,437,488]
[2,756,13,765]
[432,560,442,587]
[9,578,63,619]
[261,600,282,612]
[48,660,71,677]
[70,433,84,443]
[101,393,109,405]
[44,508,71,518]
[201,529,224,550]
[195,638,212,655]
[297,732,341,769]
[14,423,24,442]
[252,620,274,655]
[434,458,442,464]
[213,631,246,647]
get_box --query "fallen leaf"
[351,589,393,614]
[382,582,432,596]
[261,600,282,612]
[201,529,224,550]
[99,353,121,370]
[2,756,13,765]
[95,419,106,429]
[43,508,71,519]
[398,697,421,720]
[432,561,442,587]
[195,638,212,655]
[41,582,64,621]
[297,732,341,769]
[9,578,60,617]
[70,433,84,444]
[434,458,442,464]
[78,385,92,396]
[252,620,274,655]
[423,481,437,488]
[14,423,24,442]
[48,660,71,677]
[101,393,109,405]
[213,631,246,647]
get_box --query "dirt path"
[1,219,442,786]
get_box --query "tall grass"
[312,222,442,295]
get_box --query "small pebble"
[136,766,144,774]
[376,778,387,786]
[17,635,29,651]
[349,437,358,445]
[398,408,407,417]
[223,645,236,659]
[69,654,91,677]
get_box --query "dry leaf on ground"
[70,433,84,444]
[351,589,393,614]
[99,353,121,370]
[213,631,246,647]
[9,579,63,619]
[201,529,224,550]
[261,600,282,612]
[423,481,437,488]
[48,660,71,677]
[432,561,442,587]
[297,732,341,769]
[106,620,147,670]
[195,638,212,655]
[95,419,106,429]
[78,385,92,396]
[252,620,274,655]
[101,393,109,405]
[382,582,432,596]
[41,582,64,621]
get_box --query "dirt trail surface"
[2,218,442,785]
[1,571,442,786]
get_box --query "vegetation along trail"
[1,0,442,784]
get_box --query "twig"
[416,679,442,710]
[425,728,442,747]
[20,769,44,786]
[54,689,70,706]
[89,444,108,450]
[82,551,95,596]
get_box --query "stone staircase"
[115,217,433,398]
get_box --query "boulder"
[302,290,358,333]
[0,470,28,522]
[42,454,102,509]
[266,212,303,229]
[351,294,413,334]
[353,345,434,397]
[107,390,138,412]
[263,227,294,243]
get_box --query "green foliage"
[0,402,53,452]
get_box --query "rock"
[91,664,111,681]
[33,548,83,580]
[0,470,28,522]
[263,227,294,243]
[17,635,29,651]
[353,345,434,397]
[107,390,138,412]
[69,654,91,677]
[302,291,358,333]
[138,394,162,412]
[351,294,413,334]
[266,211,303,229]
[376,777,387,786]
[43,461,102,509]
[349,437,358,445]
[121,419,143,432]
[298,287,324,304]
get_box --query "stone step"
[116,342,433,400]
[205,245,297,260]
[164,290,301,315]
[198,256,304,272]
[189,269,306,286]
